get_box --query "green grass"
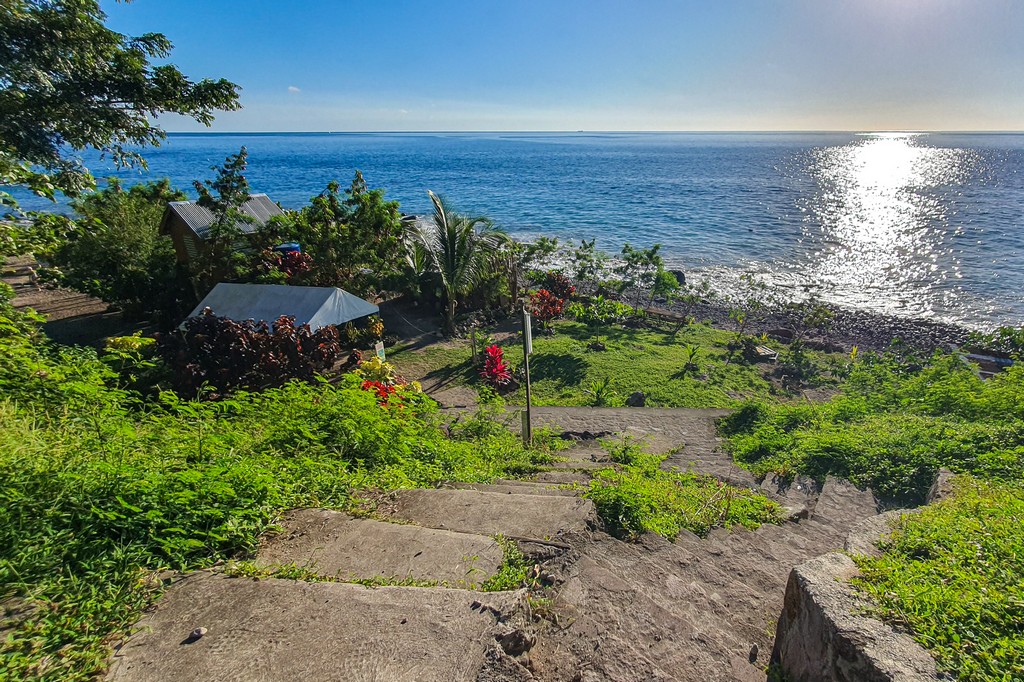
[853,478,1024,682]
[480,535,536,592]
[721,353,1024,503]
[391,319,842,408]
[582,445,784,540]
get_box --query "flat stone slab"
[257,509,503,586]
[450,482,580,497]
[812,476,879,526]
[388,488,597,540]
[108,572,524,682]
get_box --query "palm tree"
[413,191,508,334]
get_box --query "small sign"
[523,310,533,356]
[375,341,385,361]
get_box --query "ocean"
[9,131,1024,329]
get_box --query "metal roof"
[165,194,284,240]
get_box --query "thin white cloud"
[287,85,301,93]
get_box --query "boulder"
[625,391,646,407]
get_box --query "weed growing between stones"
[584,445,783,540]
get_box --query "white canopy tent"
[186,283,379,331]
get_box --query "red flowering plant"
[542,271,576,301]
[361,379,401,407]
[276,251,314,280]
[480,344,512,386]
[529,288,566,329]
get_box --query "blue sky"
[104,0,1024,132]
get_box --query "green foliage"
[267,172,407,295]
[615,242,664,309]
[584,450,783,540]
[412,191,508,334]
[0,0,239,203]
[966,325,1024,358]
[0,294,556,678]
[480,536,535,592]
[1,213,76,257]
[567,238,609,291]
[585,376,616,407]
[49,178,192,320]
[651,267,680,303]
[190,148,255,285]
[501,236,560,305]
[722,353,1024,502]
[853,478,1024,682]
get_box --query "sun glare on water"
[795,132,979,319]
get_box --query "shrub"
[156,309,343,397]
[541,270,576,301]
[50,178,193,322]
[480,344,512,386]
[529,288,565,327]
[966,325,1024,358]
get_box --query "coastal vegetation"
[854,479,1024,682]
[0,0,240,203]
[720,352,1024,503]
[1,7,1022,676]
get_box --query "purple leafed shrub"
[157,308,343,397]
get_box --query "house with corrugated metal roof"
[158,194,284,264]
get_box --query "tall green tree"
[414,191,507,334]
[0,0,240,205]
[265,171,407,294]
[51,178,192,321]
[190,147,254,287]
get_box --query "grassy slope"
[721,354,1024,502]
[0,290,786,680]
[392,319,842,408]
[854,478,1024,682]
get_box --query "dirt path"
[3,255,139,345]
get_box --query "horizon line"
[162,129,1024,135]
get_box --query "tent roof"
[186,283,379,330]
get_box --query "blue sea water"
[10,132,1024,329]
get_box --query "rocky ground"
[106,408,881,682]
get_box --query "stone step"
[530,470,593,485]
[546,459,609,471]
[256,509,502,586]
[812,476,879,528]
[108,571,526,682]
[387,488,597,540]
[450,481,580,497]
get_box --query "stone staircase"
[106,408,881,682]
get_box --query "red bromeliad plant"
[529,288,565,328]
[480,344,512,386]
